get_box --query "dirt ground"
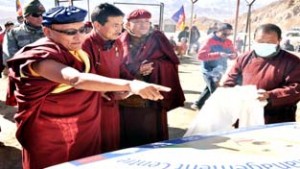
[0,55,299,169]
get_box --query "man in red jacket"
[191,23,236,110]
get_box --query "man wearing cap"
[82,3,125,153]
[191,23,237,110]
[2,0,45,66]
[7,5,170,169]
[119,9,185,148]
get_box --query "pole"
[159,3,164,31]
[187,0,198,55]
[242,0,256,52]
[233,0,240,48]
[87,0,90,21]
[248,9,251,51]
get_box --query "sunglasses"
[31,13,43,18]
[50,26,87,36]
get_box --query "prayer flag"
[172,5,186,31]
[16,0,22,16]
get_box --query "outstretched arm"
[32,59,171,100]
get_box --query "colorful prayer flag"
[171,5,186,31]
[16,0,22,16]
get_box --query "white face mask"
[252,42,278,58]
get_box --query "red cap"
[127,9,151,21]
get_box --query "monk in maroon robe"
[223,23,300,124]
[7,6,170,169]
[82,3,125,153]
[119,9,185,148]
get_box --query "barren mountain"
[191,0,300,35]
[233,0,300,32]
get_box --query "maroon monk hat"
[127,9,151,21]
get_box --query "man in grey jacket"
[2,0,45,67]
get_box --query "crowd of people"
[0,1,184,168]
[0,0,300,168]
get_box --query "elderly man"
[2,0,45,65]
[7,6,170,169]
[223,23,300,124]
[82,3,125,153]
[119,9,185,148]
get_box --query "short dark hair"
[216,23,233,32]
[4,21,14,27]
[254,23,282,40]
[91,3,124,25]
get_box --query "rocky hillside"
[191,0,300,34]
[233,0,300,32]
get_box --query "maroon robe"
[82,30,123,153]
[7,38,102,169]
[119,30,185,148]
[224,50,300,124]
[0,32,5,76]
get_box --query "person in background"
[0,21,15,146]
[235,36,244,54]
[207,22,218,35]
[177,37,188,58]
[2,0,45,65]
[82,3,125,153]
[281,39,294,52]
[1,21,15,77]
[0,25,3,144]
[17,15,25,25]
[177,26,189,43]
[153,24,159,31]
[168,35,177,51]
[84,21,93,34]
[7,6,170,169]
[189,25,201,54]
[0,25,4,77]
[223,23,300,124]
[119,9,185,148]
[191,23,237,110]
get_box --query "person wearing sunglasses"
[118,9,185,149]
[6,5,170,169]
[2,0,45,67]
[82,3,125,153]
[191,23,237,111]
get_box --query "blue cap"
[42,6,87,26]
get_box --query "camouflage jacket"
[2,22,44,65]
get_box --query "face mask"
[252,42,278,58]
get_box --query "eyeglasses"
[31,13,43,18]
[50,26,87,36]
[130,21,151,25]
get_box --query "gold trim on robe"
[20,49,91,94]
